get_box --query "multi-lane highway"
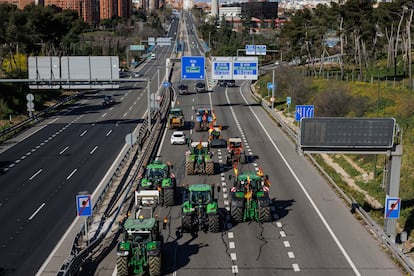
[0,18,179,276]
[0,10,404,276]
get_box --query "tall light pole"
[147,79,151,131]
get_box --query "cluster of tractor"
[116,106,272,275]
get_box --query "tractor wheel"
[116,256,128,276]
[163,189,174,206]
[148,255,161,276]
[206,161,214,175]
[185,161,194,175]
[241,152,247,164]
[208,214,220,233]
[259,205,272,223]
[231,205,243,223]
[182,215,192,232]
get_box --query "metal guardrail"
[246,83,414,275]
[0,92,80,139]
[58,73,174,275]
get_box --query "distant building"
[240,1,278,20]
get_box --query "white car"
[170,131,186,145]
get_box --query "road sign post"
[76,194,92,245]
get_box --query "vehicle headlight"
[117,250,129,256]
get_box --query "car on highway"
[217,79,236,87]
[150,53,156,60]
[170,131,186,145]
[102,95,115,106]
[196,82,206,93]
[133,71,143,78]
[178,83,188,94]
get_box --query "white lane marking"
[90,146,98,154]
[123,112,128,117]
[230,253,237,260]
[232,265,238,273]
[292,264,300,272]
[80,130,87,137]
[106,130,113,136]
[129,106,133,111]
[237,85,362,276]
[288,252,295,258]
[102,113,107,117]
[28,203,46,221]
[59,146,69,155]
[29,169,43,180]
[280,231,286,238]
[15,160,21,164]
[66,169,77,180]
[276,222,283,228]
[229,242,235,249]
[283,241,291,248]
[228,232,234,239]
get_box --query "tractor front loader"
[116,191,163,276]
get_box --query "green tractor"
[140,160,176,206]
[117,191,163,276]
[229,171,272,223]
[181,184,220,233]
[185,141,214,175]
[168,108,185,129]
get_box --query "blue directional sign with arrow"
[181,56,205,80]
[296,105,314,121]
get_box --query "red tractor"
[226,137,247,166]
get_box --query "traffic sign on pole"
[295,105,314,121]
[245,45,255,55]
[181,56,205,80]
[76,195,92,217]
[385,196,401,219]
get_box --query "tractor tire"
[259,205,272,223]
[208,214,220,233]
[231,205,243,223]
[182,215,192,232]
[185,161,194,175]
[163,189,174,206]
[241,152,247,164]
[116,256,128,276]
[148,255,161,276]
[205,161,214,175]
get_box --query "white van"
[150,53,156,60]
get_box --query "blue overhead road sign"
[181,56,205,80]
[233,57,258,80]
[385,197,401,219]
[296,105,314,121]
[245,45,255,55]
[76,195,92,217]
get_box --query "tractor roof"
[188,183,212,192]
[190,141,209,148]
[124,217,156,230]
[228,137,242,143]
[170,107,183,112]
[147,160,167,169]
[238,172,261,181]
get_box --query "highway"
[93,11,404,276]
[0,19,179,276]
[0,10,404,276]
